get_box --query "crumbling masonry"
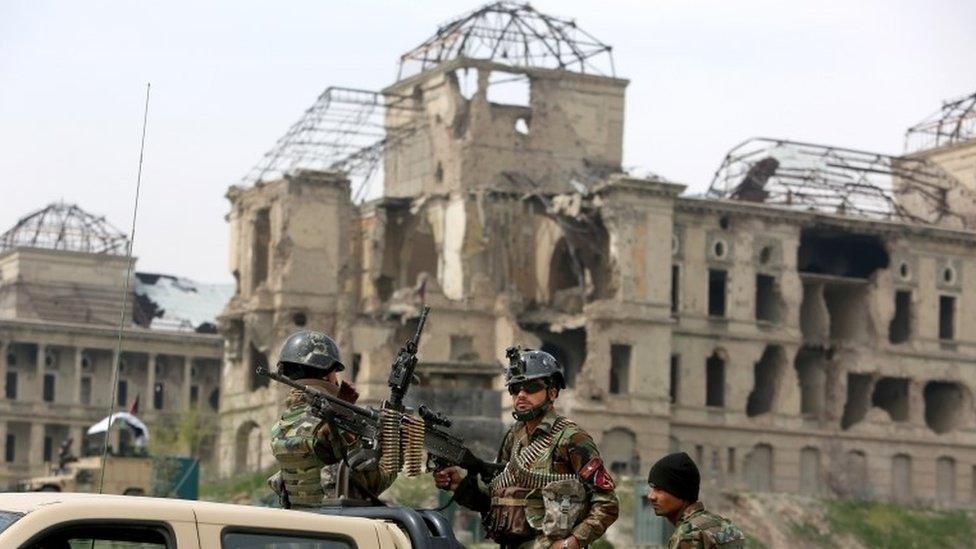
[218,2,976,506]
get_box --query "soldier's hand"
[550,536,579,549]
[433,466,463,491]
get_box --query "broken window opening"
[251,208,271,290]
[795,347,827,416]
[888,290,912,344]
[755,274,781,323]
[451,68,478,100]
[797,229,889,278]
[924,381,967,434]
[708,269,727,318]
[249,344,270,391]
[841,373,873,429]
[609,344,631,395]
[402,224,438,289]
[706,351,725,407]
[871,377,909,422]
[746,346,785,417]
[486,71,530,107]
[669,354,680,404]
[671,264,680,315]
[800,282,829,345]
[823,284,873,343]
[549,237,585,298]
[524,326,586,389]
[450,335,478,362]
[939,295,956,341]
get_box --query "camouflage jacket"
[668,502,744,549]
[269,377,395,507]
[455,407,619,548]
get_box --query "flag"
[129,394,140,415]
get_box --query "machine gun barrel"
[386,305,430,410]
[256,366,379,438]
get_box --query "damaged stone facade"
[0,204,224,485]
[218,4,976,507]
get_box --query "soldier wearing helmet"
[434,347,619,548]
[268,330,394,508]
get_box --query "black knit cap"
[647,452,700,502]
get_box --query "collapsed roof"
[707,138,973,227]
[133,273,233,333]
[905,91,976,153]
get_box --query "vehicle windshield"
[0,511,24,534]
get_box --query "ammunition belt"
[490,417,578,491]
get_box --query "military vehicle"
[0,492,461,548]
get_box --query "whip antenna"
[99,83,151,493]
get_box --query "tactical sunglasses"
[508,379,548,395]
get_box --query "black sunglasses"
[508,379,548,395]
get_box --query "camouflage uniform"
[270,377,395,507]
[454,408,619,548]
[667,501,744,549]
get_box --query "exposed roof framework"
[905,91,976,153]
[708,138,966,226]
[398,1,615,79]
[242,87,420,201]
[0,202,129,255]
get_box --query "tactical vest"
[270,403,328,507]
[484,416,586,545]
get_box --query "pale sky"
[1,1,974,284]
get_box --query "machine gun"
[257,307,502,483]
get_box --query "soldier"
[434,348,619,548]
[646,452,745,548]
[268,330,395,508]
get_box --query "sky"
[1,1,974,284]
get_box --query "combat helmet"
[276,330,345,379]
[504,346,565,421]
[505,347,566,389]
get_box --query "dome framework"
[0,202,129,255]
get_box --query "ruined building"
[0,203,228,485]
[218,2,976,505]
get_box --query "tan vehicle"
[17,455,153,495]
[0,492,461,548]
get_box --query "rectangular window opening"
[609,344,631,395]
[708,269,728,317]
[154,382,165,410]
[5,434,14,463]
[889,290,912,344]
[939,295,955,340]
[669,354,680,404]
[706,354,726,407]
[5,372,17,400]
[755,274,780,322]
[43,436,52,462]
[117,380,128,407]
[671,264,680,314]
[42,373,55,402]
[80,377,91,405]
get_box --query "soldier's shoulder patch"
[579,457,615,491]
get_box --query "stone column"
[146,354,158,412]
[72,348,84,405]
[182,357,193,411]
[0,339,8,399]
[28,423,44,465]
[35,343,46,402]
[110,349,120,407]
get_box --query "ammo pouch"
[531,479,587,539]
[485,486,541,545]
